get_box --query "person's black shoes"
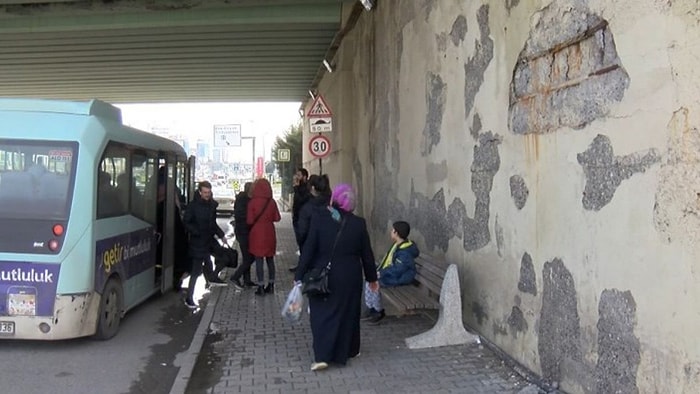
[230,277,245,291]
[255,286,265,296]
[184,299,197,309]
[264,283,275,294]
[366,309,386,325]
[361,308,378,321]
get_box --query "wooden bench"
[378,253,479,349]
[381,253,449,315]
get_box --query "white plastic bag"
[281,283,304,323]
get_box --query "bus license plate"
[0,321,15,335]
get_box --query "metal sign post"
[306,94,333,175]
[309,134,331,175]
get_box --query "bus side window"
[131,153,157,224]
[96,143,129,219]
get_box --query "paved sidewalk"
[184,212,532,394]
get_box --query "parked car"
[213,187,235,217]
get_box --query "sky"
[116,102,302,161]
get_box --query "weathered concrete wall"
[306,0,700,392]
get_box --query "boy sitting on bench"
[363,221,420,324]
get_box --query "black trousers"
[187,256,215,301]
[231,236,254,283]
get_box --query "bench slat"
[384,286,439,310]
[415,270,443,295]
[416,258,448,280]
[379,253,451,315]
[382,288,411,310]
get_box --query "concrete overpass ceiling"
[0,0,345,102]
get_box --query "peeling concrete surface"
[445,131,502,251]
[464,5,494,120]
[495,215,504,257]
[449,15,467,46]
[409,130,501,253]
[518,252,537,295]
[577,134,661,211]
[509,0,629,134]
[510,175,529,210]
[654,108,700,245]
[353,154,364,215]
[471,112,482,139]
[312,1,700,392]
[472,301,488,326]
[595,289,640,394]
[408,182,451,252]
[507,306,528,337]
[426,160,448,183]
[538,258,582,383]
[493,321,508,337]
[422,72,446,155]
[505,0,521,13]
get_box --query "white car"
[213,187,236,217]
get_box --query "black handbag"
[302,217,346,297]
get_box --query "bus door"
[159,154,177,293]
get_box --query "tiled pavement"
[184,212,534,394]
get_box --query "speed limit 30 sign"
[309,135,331,159]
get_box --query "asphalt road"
[0,218,237,394]
[0,289,205,394]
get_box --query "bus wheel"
[95,278,123,340]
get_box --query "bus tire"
[95,278,123,340]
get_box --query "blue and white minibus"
[0,99,194,340]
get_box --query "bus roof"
[0,98,187,158]
[0,98,121,124]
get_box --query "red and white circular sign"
[308,135,331,159]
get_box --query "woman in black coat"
[296,174,331,248]
[295,183,378,371]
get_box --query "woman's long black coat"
[295,209,377,365]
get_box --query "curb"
[169,286,223,394]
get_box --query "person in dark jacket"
[247,178,281,295]
[295,174,331,248]
[289,168,310,272]
[292,169,310,242]
[182,180,228,308]
[363,221,420,324]
[228,182,256,288]
[295,183,378,371]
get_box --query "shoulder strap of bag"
[250,198,272,229]
[327,216,347,271]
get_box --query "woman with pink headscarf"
[294,183,378,371]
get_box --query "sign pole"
[319,158,323,175]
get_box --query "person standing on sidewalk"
[229,182,256,288]
[295,183,378,371]
[182,181,228,308]
[247,178,281,295]
[289,167,310,272]
[295,174,332,248]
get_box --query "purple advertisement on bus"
[95,227,156,292]
[0,262,61,317]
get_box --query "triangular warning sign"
[306,95,333,117]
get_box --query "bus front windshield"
[0,141,77,220]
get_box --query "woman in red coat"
[247,178,281,295]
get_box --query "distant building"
[196,140,210,161]
[212,148,222,163]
